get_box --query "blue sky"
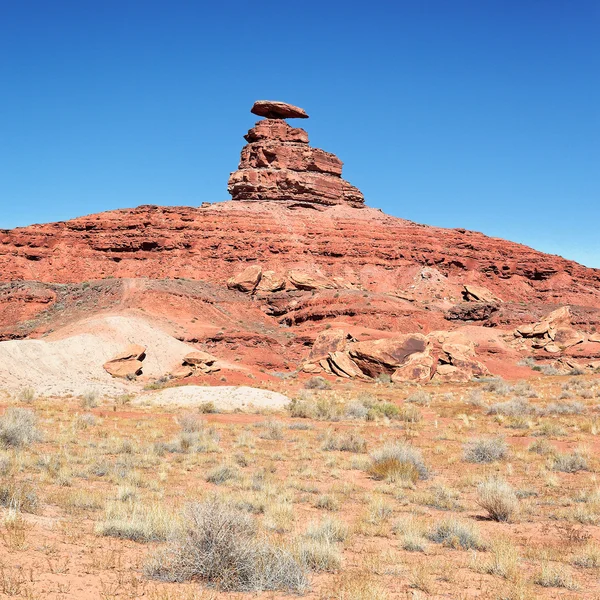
[1,1,598,267]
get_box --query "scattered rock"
[183,350,217,366]
[227,264,262,293]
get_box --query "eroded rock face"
[349,335,429,377]
[228,101,364,208]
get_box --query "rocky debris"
[251,100,309,120]
[463,284,501,303]
[228,102,364,208]
[434,337,489,382]
[349,335,429,377]
[171,350,220,378]
[227,265,262,293]
[183,350,217,366]
[446,302,499,322]
[514,306,589,355]
[103,343,146,378]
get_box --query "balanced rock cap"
[251,100,309,120]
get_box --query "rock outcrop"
[228,101,364,208]
[103,344,146,378]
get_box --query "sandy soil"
[139,385,291,410]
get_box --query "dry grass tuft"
[477,477,519,522]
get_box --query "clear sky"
[1,1,598,267]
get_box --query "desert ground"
[1,372,599,600]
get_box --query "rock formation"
[227,100,364,208]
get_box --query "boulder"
[256,270,286,293]
[251,100,309,119]
[103,344,146,378]
[349,335,429,377]
[184,350,218,366]
[327,351,365,379]
[309,328,350,361]
[171,365,194,379]
[301,363,322,374]
[588,333,600,343]
[462,284,500,303]
[104,359,143,378]
[551,327,585,349]
[391,352,434,383]
[111,343,146,362]
[289,270,336,291]
[227,264,262,293]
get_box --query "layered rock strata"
[228,101,364,207]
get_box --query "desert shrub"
[80,389,99,408]
[416,484,463,511]
[75,413,97,430]
[463,437,508,463]
[398,405,422,423]
[477,477,519,522]
[177,412,202,433]
[368,443,429,482]
[314,494,339,511]
[345,400,369,420]
[96,501,173,542]
[465,390,486,407]
[428,519,486,550]
[572,542,600,568]
[17,387,36,404]
[371,402,400,419]
[375,373,392,384]
[405,391,431,406]
[287,398,315,419]
[483,378,511,395]
[544,401,585,416]
[0,408,40,448]
[511,381,538,398]
[145,499,308,592]
[288,422,313,430]
[295,538,341,572]
[198,401,217,414]
[304,376,331,390]
[0,479,39,513]
[304,518,349,544]
[551,450,589,473]
[534,562,576,589]
[528,439,555,455]
[322,431,367,453]
[206,464,239,485]
[394,515,427,552]
[258,420,284,440]
[487,398,537,417]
